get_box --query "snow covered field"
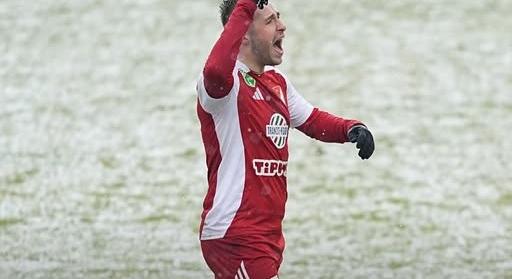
[1,0,511,278]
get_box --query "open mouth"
[273,38,284,54]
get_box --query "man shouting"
[196,0,375,278]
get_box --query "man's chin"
[270,57,283,66]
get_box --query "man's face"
[247,3,286,67]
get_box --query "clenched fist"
[348,125,375,160]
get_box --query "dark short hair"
[220,0,238,26]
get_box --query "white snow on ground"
[0,0,511,278]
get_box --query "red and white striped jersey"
[196,0,362,242]
[197,61,313,240]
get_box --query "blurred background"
[1,0,511,278]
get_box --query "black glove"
[348,125,374,160]
[256,0,268,9]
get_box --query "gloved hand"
[348,125,375,160]
[256,0,268,9]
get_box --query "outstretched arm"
[297,108,362,143]
[203,0,258,98]
[297,109,375,159]
[284,78,375,159]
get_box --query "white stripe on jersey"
[197,62,242,114]
[238,261,251,279]
[236,268,244,279]
[252,87,264,100]
[198,62,246,240]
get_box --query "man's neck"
[238,55,265,74]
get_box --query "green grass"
[497,193,512,206]
[0,218,24,227]
[4,169,39,185]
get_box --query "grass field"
[1,0,511,278]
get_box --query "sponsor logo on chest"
[253,159,287,177]
[266,113,288,149]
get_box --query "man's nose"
[277,19,286,32]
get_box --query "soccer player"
[196,0,375,278]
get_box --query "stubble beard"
[250,37,279,67]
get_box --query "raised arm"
[203,0,258,98]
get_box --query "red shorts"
[201,234,284,279]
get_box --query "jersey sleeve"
[297,108,364,143]
[200,0,257,102]
[197,66,241,114]
[277,71,314,128]
[287,80,315,128]
[278,70,364,143]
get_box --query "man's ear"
[241,34,250,46]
